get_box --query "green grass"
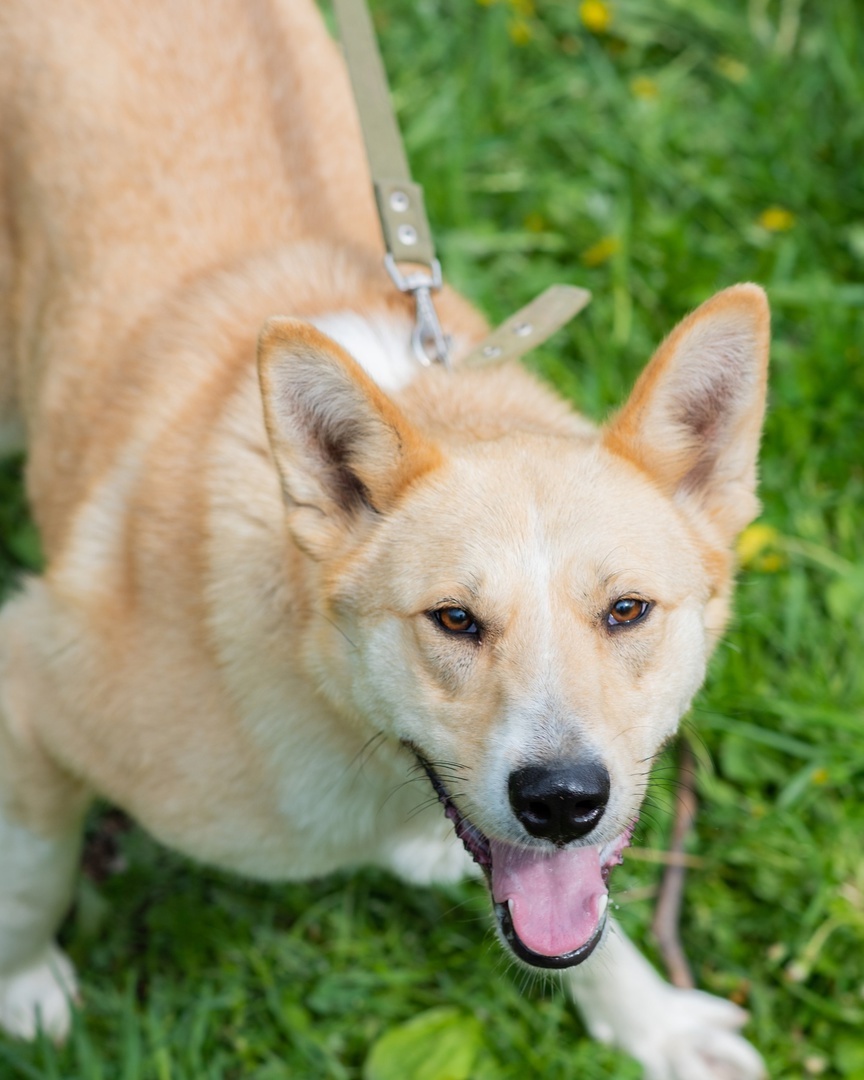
[2,0,864,1076]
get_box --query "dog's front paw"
[626,987,766,1080]
[569,927,766,1080]
[584,983,766,1080]
[0,944,78,1042]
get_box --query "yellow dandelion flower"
[736,522,779,568]
[580,0,611,34]
[508,16,533,45]
[758,206,796,232]
[811,767,829,785]
[511,0,536,16]
[581,235,620,267]
[630,75,659,100]
[715,56,748,84]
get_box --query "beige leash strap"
[332,0,435,268]
[333,0,449,366]
[332,0,591,369]
[463,285,592,368]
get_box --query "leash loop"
[384,255,451,367]
[333,0,450,366]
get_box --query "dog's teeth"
[597,893,608,919]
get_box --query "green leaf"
[364,1007,484,1080]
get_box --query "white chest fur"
[309,311,419,393]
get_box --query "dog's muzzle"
[414,753,634,969]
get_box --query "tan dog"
[0,1,769,1076]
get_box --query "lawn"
[2,0,864,1077]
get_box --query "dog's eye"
[607,598,650,627]
[433,607,479,636]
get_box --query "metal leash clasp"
[384,254,451,367]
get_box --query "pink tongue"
[490,840,606,958]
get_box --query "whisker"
[339,730,387,784]
[314,608,358,650]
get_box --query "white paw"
[0,944,78,1042]
[621,987,766,1080]
[569,928,766,1080]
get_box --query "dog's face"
[258,285,769,968]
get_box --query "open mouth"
[417,755,634,969]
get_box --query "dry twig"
[651,737,698,989]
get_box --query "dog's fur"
[0,1,769,1076]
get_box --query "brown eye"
[607,597,650,627]
[433,607,479,636]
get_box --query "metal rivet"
[389,190,410,212]
[397,224,418,246]
[482,344,502,358]
[512,322,533,337]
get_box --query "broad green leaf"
[364,1007,484,1080]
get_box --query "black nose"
[508,760,610,844]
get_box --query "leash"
[332,0,591,369]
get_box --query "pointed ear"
[257,318,441,558]
[602,284,770,542]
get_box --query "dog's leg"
[0,592,89,1042]
[567,921,766,1080]
[384,832,478,887]
[0,816,81,1041]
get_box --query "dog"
[0,1,769,1076]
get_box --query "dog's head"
[257,285,769,968]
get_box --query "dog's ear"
[603,284,770,542]
[258,318,441,558]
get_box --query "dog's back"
[0,0,380,544]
